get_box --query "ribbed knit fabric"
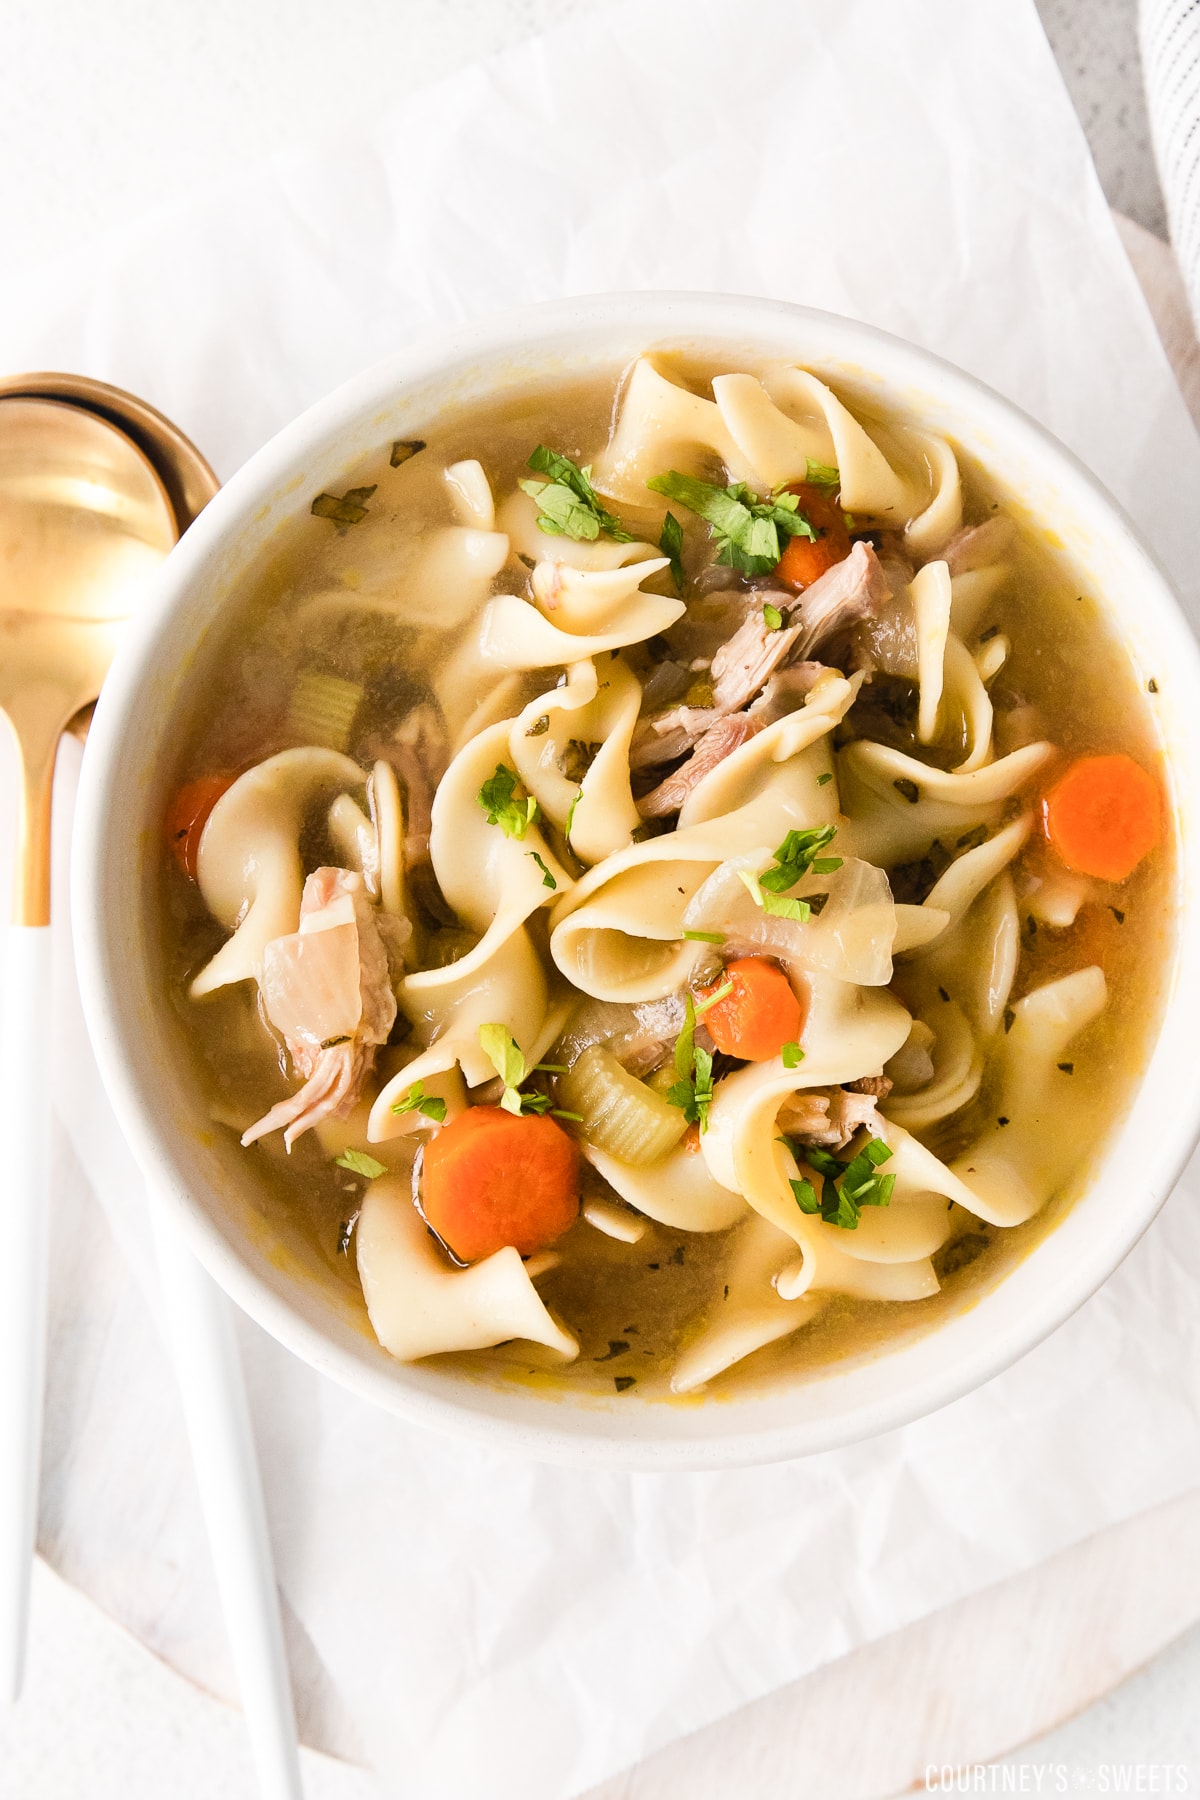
[1142,0,1200,329]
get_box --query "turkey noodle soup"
[163,354,1170,1400]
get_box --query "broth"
[159,354,1173,1402]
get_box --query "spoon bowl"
[0,389,186,1702]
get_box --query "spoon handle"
[150,1207,304,1800]
[0,923,52,1701]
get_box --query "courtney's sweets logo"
[924,1767,1191,1794]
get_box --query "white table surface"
[2,2,1198,1794]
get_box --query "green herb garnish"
[659,510,685,591]
[790,1177,821,1214]
[781,1042,804,1069]
[762,601,784,631]
[816,771,833,787]
[478,763,539,839]
[786,1135,894,1230]
[565,787,583,841]
[311,485,377,526]
[528,850,557,890]
[760,825,843,892]
[737,868,809,921]
[645,471,816,576]
[390,439,426,467]
[478,1023,526,1113]
[519,445,634,544]
[477,1024,563,1117]
[390,1081,448,1124]
[682,929,725,944]
[804,459,840,493]
[694,978,733,1016]
[666,996,715,1132]
[334,1148,387,1179]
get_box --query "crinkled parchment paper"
[2,2,1199,1794]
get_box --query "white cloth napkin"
[1142,0,1200,331]
[4,2,1200,1795]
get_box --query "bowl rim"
[71,291,1200,1468]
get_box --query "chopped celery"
[557,1045,687,1165]
[286,669,363,754]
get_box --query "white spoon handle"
[150,1208,303,1800]
[0,923,52,1702]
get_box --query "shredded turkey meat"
[629,702,720,770]
[942,515,1015,575]
[637,712,760,818]
[789,541,892,660]
[709,608,803,713]
[778,1084,885,1151]
[376,702,448,860]
[635,663,824,817]
[242,868,397,1150]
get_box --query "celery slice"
[557,1044,687,1166]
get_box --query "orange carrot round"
[777,482,851,589]
[1041,753,1161,882]
[166,774,235,880]
[698,958,804,1063]
[421,1105,580,1263]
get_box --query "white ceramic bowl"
[72,294,1200,1469]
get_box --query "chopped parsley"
[645,470,816,576]
[311,484,376,525]
[334,1148,387,1180]
[738,868,810,921]
[786,1135,894,1230]
[694,978,733,1016]
[519,445,634,543]
[525,714,550,737]
[478,763,539,839]
[781,1042,804,1069]
[479,1023,526,1112]
[682,928,725,944]
[804,458,840,493]
[390,439,426,467]
[816,771,833,786]
[527,849,557,890]
[761,824,843,890]
[666,995,715,1132]
[762,601,784,631]
[565,787,583,841]
[478,1024,575,1119]
[390,1080,447,1124]
[659,510,686,591]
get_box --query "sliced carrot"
[166,774,235,880]
[776,482,851,589]
[698,958,804,1063]
[421,1105,580,1263]
[1042,753,1161,882]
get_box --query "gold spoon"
[0,378,302,1800]
[0,384,210,1703]
[0,395,178,1703]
